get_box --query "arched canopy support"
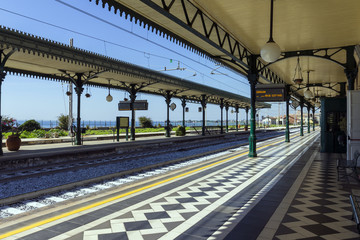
[58,70,107,145]
[119,82,150,141]
[258,45,356,71]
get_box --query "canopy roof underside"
[0,26,270,109]
[97,0,360,100]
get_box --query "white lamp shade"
[260,41,281,63]
[304,89,314,99]
[106,94,113,102]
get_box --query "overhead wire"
[0,4,249,94]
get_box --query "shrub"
[49,128,68,136]
[32,129,46,138]
[139,116,153,128]
[19,119,41,132]
[175,126,186,136]
[58,114,69,130]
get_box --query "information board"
[256,84,287,102]
[118,100,148,110]
[116,116,129,128]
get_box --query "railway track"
[0,129,294,214]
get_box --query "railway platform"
[0,129,359,239]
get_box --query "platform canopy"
[90,0,360,104]
[0,26,270,109]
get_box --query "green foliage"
[58,114,69,130]
[138,116,153,128]
[175,126,186,136]
[136,128,164,133]
[49,128,68,136]
[19,119,41,132]
[85,129,116,135]
[32,129,46,138]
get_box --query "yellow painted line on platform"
[0,135,300,239]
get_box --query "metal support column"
[300,99,304,136]
[307,105,311,133]
[74,73,84,145]
[129,84,137,141]
[0,50,14,156]
[285,91,290,142]
[220,98,224,134]
[181,96,186,127]
[248,74,258,157]
[225,103,229,133]
[235,105,239,132]
[248,54,258,157]
[0,70,4,155]
[165,91,172,138]
[345,46,357,91]
[312,107,315,131]
[201,95,207,136]
[245,107,249,131]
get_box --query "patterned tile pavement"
[273,152,360,240]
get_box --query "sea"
[17,120,240,129]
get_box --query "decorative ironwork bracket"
[91,0,285,85]
[258,45,356,71]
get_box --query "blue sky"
[0,0,288,123]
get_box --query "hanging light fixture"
[291,99,300,109]
[293,56,303,85]
[106,79,113,102]
[260,0,281,62]
[304,70,314,99]
[85,85,91,98]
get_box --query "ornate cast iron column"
[312,107,315,131]
[0,70,5,155]
[235,105,239,131]
[129,84,137,141]
[0,49,15,156]
[74,73,84,145]
[245,106,249,131]
[307,105,311,133]
[248,55,258,157]
[220,98,224,134]
[300,98,304,136]
[285,87,290,142]
[225,103,229,133]
[201,95,207,136]
[248,77,258,157]
[181,96,186,127]
[201,95,206,136]
[345,46,357,91]
[165,91,172,138]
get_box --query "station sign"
[118,100,148,111]
[256,84,287,102]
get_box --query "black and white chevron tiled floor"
[273,152,360,240]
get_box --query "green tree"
[19,119,41,132]
[138,116,153,128]
[58,114,69,130]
